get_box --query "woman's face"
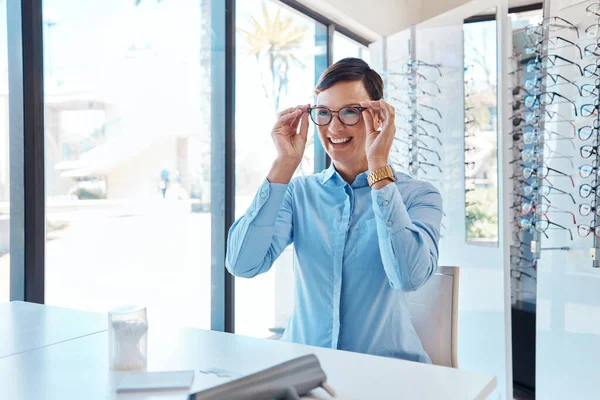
[315,80,372,166]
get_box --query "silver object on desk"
[188,354,336,400]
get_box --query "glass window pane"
[333,31,370,64]
[43,0,212,328]
[0,0,8,303]
[235,0,325,338]
[464,19,499,245]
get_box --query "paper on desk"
[116,370,195,393]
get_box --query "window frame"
[6,0,372,332]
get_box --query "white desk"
[0,303,496,399]
[0,301,107,359]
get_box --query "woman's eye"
[317,110,329,117]
[341,108,359,116]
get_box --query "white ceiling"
[296,0,542,40]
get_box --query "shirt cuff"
[248,179,289,227]
[371,183,413,236]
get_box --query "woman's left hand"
[360,99,396,169]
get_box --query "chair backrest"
[406,266,459,368]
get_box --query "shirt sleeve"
[371,181,443,291]
[225,178,294,278]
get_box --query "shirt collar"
[321,163,371,188]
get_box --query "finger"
[379,100,395,132]
[360,101,376,133]
[278,108,302,126]
[298,111,309,141]
[278,107,299,118]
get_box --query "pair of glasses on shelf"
[519,217,574,241]
[578,224,600,238]
[520,147,575,169]
[406,160,443,174]
[578,121,600,141]
[523,165,575,187]
[524,72,582,95]
[400,60,443,77]
[522,183,576,204]
[524,92,578,116]
[520,202,577,224]
[526,55,584,77]
[579,183,600,199]
[520,129,576,149]
[397,126,443,145]
[581,99,600,118]
[390,98,443,119]
[526,16,579,37]
[579,201,600,217]
[398,113,441,133]
[524,36,583,59]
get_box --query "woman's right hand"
[271,104,310,164]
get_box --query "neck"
[333,157,369,184]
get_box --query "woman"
[226,58,442,363]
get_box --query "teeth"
[330,137,351,144]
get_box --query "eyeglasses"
[579,163,600,178]
[408,160,443,174]
[585,21,600,38]
[581,143,600,159]
[520,202,577,224]
[521,146,574,169]
[581,99,600,118]
[308,106,367,126]
[578,122,600,141]
[520,217,574,241]
[583,59,600,78]
[523,128,576,146]
[526,55,584,76]
[581,79,600,98]
[526,72,582,94]
[578,224,600,238]
[523,183,576,204]
[390,98,443,119]
[579,183,600,198]
[526,17,579,37]
[579,202,600,217]
[587,3,600,17]
[401,60,442,76]
[525,36,583,59]
[523,165,575,187]
[524,91,578,116]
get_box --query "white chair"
[406,266,459,368]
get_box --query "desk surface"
[0,301,107,359]
[0,303,496,400]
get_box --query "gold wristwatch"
[367,165,397,187]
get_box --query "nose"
[328,114,345,134]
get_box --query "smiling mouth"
[328,137,353,145]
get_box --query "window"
[464,16,499,245]
[333,31,370,64]
[0,0,8,303]
[234,0,326,338]
[43,0,213,328]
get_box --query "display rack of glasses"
[509,2,600,275]
[387,26,444,181]
[464,65,478,222]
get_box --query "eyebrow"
[314,103,363,108]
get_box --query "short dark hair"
[315,57,383,101]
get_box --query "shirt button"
[386,220,393,227]
[251,211,257,217]
[260,193,266,199]
[383,200,389,207]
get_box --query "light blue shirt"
[226,163,443,363]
